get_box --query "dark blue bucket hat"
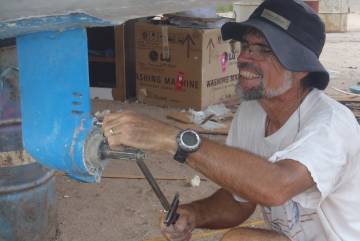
[221,0,329,90]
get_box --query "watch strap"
[173,148,188,163]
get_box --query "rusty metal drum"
[0,162,57,241]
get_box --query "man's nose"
[237,49,255,63]
[237,53,253,67]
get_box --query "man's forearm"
[186,139,310,206]
[181,188,256,229]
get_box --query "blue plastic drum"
[0,162,57,241]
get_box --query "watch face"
[182,131,198,147]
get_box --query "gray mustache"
[237,62,263,76]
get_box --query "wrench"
[100,144,179,226]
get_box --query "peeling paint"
[0,12,113,39]
[15,22,100,182]
[69,117,85,159]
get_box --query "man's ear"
[292,71,309,81]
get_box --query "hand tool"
[100,144,179,226]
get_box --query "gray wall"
[349,0,360,12]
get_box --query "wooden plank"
[329,94,360,119]
[166,112,193,124]
[330,94,360,102]
[172,121,231,135]
[167,110,233,135]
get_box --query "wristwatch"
[173,129,201,163]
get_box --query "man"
[103,0,360,240]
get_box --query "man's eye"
[262,48,272,53]
[256,45,271,53]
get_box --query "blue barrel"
[1,62,57,240]
[0,162,57,241]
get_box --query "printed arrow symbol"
[182,34,195,58]
[207,38,215,49]
[207,38,215,64]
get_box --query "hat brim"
[222,19,329,90]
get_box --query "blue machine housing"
[11,13,112,182]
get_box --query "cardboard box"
[112,18,146,101]
[135,20,240,110]
[112,20,139,101]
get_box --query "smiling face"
[236,29,294,100]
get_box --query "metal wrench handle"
[100,144,179,226]
[102,148,145,160]
[100,145,170,210]
[164,192,180,226]
[135,158,171,211]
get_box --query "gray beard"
[265,71,293,98]
[236,71,293,101]
[236,81,265,100]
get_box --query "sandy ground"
[54,12,360,241]
[55,103,235,241]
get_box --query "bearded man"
[103,0,360,240]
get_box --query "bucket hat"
[221,0,329,89]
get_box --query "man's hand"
[102,111,178,153]
[160,207,196,241]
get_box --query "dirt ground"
[55,12,360,241]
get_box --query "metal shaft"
[101,147,145,161]
[135,158,170,211]
[100,145,170,211]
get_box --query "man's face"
[236,31,293,100]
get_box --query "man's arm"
[183,188,256,229]
[187,139,315,206]
[103,112,315,206]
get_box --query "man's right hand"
[160,206,196,241]
[102,111,178,154]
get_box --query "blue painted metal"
[0,12,113,40]
[0,163,57,241]
[16,28,100,182]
